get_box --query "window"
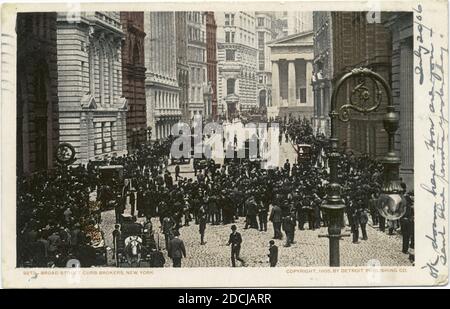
[259,75,263,83]
[225,14,230,25]
[299,88,307,103]
[231,32,235,43]
[226,49,235,61]
[225,31,230,43]
[227,79,235,95]
[230,14,235,26]
[258,17,264,27]
[258,51,265,70]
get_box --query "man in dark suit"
[268,240,278,267]
[283,159,290,176]
[227,225,245,267]
[269,203,282,239]
[129,191,136,217]
[168,230,186,267]
[198,204,207,245]
[164,171,173,189]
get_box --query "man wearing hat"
[269,203,283,240]
[227,225,245,267]
[268,240,278,267]
[168,230,186,267]
[198,204,207,245]
[401,192,414,254]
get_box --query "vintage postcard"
[1,0,448,288]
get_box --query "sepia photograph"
[1,0,448,288]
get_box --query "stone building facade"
[16,13,59,174]
[256,12,275,109]
[331,12,392,160]
[216,12,258,119]
[267,31,314,121]
[187,12,209,121]
[144,12,181,140]
[206,12,218,120]
[56,12,127,165]
[383,12,414,188]
[312,11,332,135]
[176,12,190,124]
[121,12,146,150]
[273,11,313,38]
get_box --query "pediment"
[80,93,97,109]
[268,31,314,46]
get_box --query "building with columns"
[383,12,414,188]
[144,12,181,140]
[312,12,332,135]
[176,12,190,124]
[56,12,127,165]
[187,12,209,121]
[121,12,147,151]
[206,12,218,120]
[256,12,275,109]
[267,30,314,121]
[216,11,258,119]
[16,13,59,174]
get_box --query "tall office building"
[56,12,127,164]
[216,11,258,119]
[187,12,209,121]
[255,12,275,109]
[121,12,147,150]
[144,12,181,140]
[206,12,218,120]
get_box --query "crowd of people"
[17,119,415,268]
[16,137,175,268]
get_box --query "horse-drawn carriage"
[115,215,164,267]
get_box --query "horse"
[124,236,142,267]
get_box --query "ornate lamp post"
[320,67,402,267]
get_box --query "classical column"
[400,38,414,172]
[288,60,296,106]
[271,61,280,107]
[320,84,325,117]
[306,60,313,105]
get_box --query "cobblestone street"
[100,130,411,268]
[101,209,410,267]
